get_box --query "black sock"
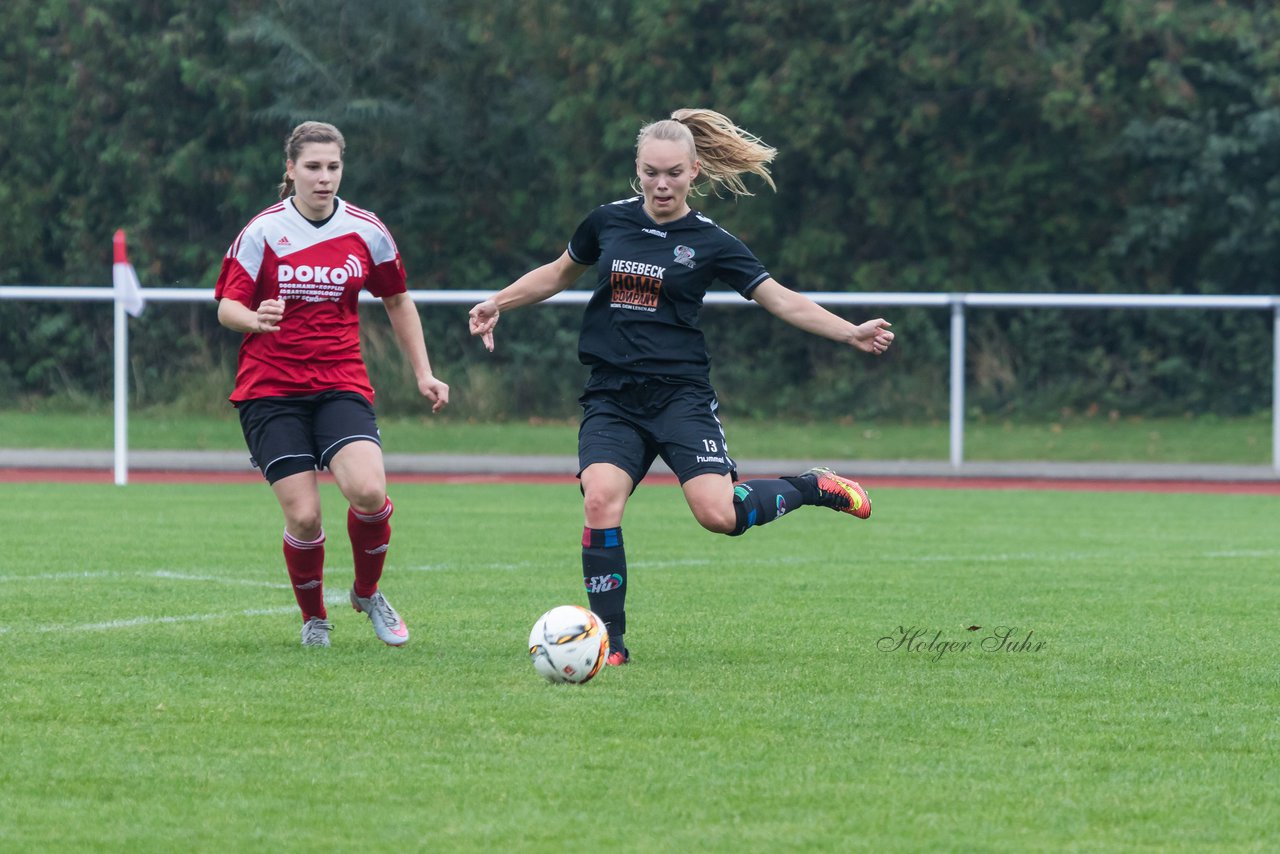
[582,526,627,650]
[783,473,820,504]
[730,478,806,536]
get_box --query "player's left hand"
[852,318,894,355]
[420,375,450,412]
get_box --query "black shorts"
[237,391,381,484]
[577,377,737,485]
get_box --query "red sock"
[283,529,326,620]
[349,497,393,599]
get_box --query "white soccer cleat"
[301,617,333,647]
[350,588,409,646]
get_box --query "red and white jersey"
[214,198,407,403]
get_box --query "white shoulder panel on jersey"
[341,202,399,265]
[226,202,288,281]
[693,210,738,239]
[228,199,400,280]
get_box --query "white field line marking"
[403,556,790,573]
[0,570,287,589]
[404,548,1279,574]
[0,591,347,635]
[0,571,123,583]
[898,549,1280,563]
[894,552,1103,563]
[151,570,291,590]
[53,606,304,633]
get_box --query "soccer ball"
[528,605,610,684]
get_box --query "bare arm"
[217,297,283,334]
[468,250,590,352]
[383,291,449,412]
[751,278,894,355]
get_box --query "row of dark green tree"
[3,0,1278,420]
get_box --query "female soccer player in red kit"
[469,109,894,665]
[216,121,449,648]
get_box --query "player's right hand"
[255,298,284,333]
[468,299,499,352]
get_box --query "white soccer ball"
[528,605,610,684]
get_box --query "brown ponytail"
[277,121,346,200]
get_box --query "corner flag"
[112,229,146,317]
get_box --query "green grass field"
[0,409,1274,464]
[1,480,1276,850]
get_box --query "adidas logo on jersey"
[276,235,291,247]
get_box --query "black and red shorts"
[236,390,380,483]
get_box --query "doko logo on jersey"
[278,254,364,302]
[585,573,624,594]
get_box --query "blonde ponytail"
[635,108,777,197]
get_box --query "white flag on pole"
[113,229,146,317]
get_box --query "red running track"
[2,467,1278,495]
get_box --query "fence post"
[113,283,129,485]
[111,229,141,486]
[1273,303,1279,474]
[949,296,966,469]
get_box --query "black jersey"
[567,196,770,385]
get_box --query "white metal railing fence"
[3,285,1279,483]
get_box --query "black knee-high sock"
[730,478,810,536]
[582,527,627,651]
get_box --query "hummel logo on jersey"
[364,543,390,555]
[641,228,667,238]
[276,235,291,247]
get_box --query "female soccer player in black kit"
[468,109,894,665]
